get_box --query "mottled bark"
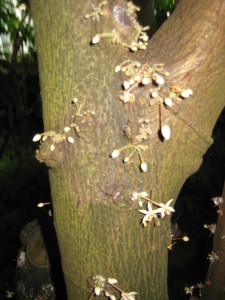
[30,0,225,299]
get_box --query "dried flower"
[184,286,194,295]
[207,252,219,262]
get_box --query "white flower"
[158,199,175,218]
[111,149,120,158]
[139,202,161,225]
[120,291,137,300]
[140,162,147,172]
[161,125,171,140]
[92,35,100,44]
[32,134,41,142]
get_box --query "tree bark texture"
[30,0,225,299]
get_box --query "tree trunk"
[30,0,225,299]
[201,182,225,299]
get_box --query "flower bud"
[111,149,120,158]
[92,35,100,44]
[164,97,173,107]
[68,137,74,143]
[183,236,189,242]
[33,134,41,142]
[161,125,171,140]
[50,144,55,151]
[115,65,121,73]
[181,90,190,98]
[64,127,71,132]
[123,81,130,90]
[151,91,158,98]
[155,76,165,85]
[140,162,147,172]
[142,77,150,85]
[124,157,129,163]
[94,287,101,296]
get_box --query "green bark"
[30,0,225,299]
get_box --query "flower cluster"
[88,2,149,52]
[212,196,224,206]
[89,275,137,300]
[203,223,216,234]
[115,60,193,141]
[184,283,204,297]
[130,191,175,226]
[33,98,96,150]
[111,145,148,172]
[85,1,107,21]
[33,130,74,152]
